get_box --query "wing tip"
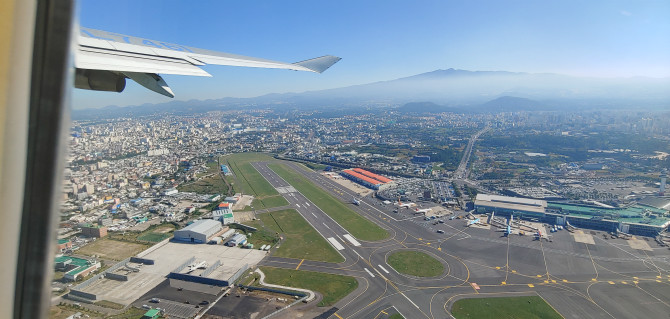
[293,55,341,73]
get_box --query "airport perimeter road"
[251,161,670,319]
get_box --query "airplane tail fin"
[293,55,341,73]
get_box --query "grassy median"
[259,266,358,307]
[259,209,344,263]
[451,296,563,319]
[387,251,444,277]
[225,153,288,209]
[268,163,388,241]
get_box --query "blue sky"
[74,0,670,109]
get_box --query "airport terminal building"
[475,194,670,236]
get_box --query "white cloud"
[620,10,632,16]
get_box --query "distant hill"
[396,96,546,114]
[73,68,670,119]
[478,96,544,112]
[396,102,456,113]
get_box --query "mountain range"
[73,69,670,119]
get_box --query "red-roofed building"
[352,168,393,183]
[341,169,383,190]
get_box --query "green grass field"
[178,160,229,194]
[136,232,171,242]
[230,220,279,248]
[259,209,343,263]
[269,163,388,241]
[224,153,288,210]
[259,266,358,307]
[387,251,444,277]
[451,296,563,319]
[389,314,405,319]
[177,174,228,194]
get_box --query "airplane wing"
[75,27,341,97]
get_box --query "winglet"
[292,55,341,73]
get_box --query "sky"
[74,0,670,109]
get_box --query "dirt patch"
[572,230,595,245]
[77,238,150,261]
[324,173,374,197]
[235,211,256,223]
[233,195,254,210]
[628,238,652,251]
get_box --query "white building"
[212,202,235,225]
[174,219,222,243]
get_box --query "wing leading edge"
[75,27,341,97]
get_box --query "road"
[251,161,670,319]
[454,126,490,180]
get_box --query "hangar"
[173,219,222,243]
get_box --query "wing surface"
[77,28,341,75]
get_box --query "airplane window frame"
[13,0,74,318]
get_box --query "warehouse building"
[174,219,222,243]
[340,168,394,190]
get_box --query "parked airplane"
[466,218,481,226]
[187,261,208,273]
[415,207,432,214]
[396,198,416,208]
[75,28,341,97]
[504,225,512,236]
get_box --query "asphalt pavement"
[251,161,670,319]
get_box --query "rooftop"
[55,256,94,276]
[180,219,221,233]
[352,168,393,183]
[547,202,670,227]
[475,194,547,214]
[342,169,382,185]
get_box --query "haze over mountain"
[73,69,670,119]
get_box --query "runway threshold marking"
[327,237,345,250]
[364,268,376,277]
[295,259,305,270]
[378,265,390,274]
[343,234,361,246]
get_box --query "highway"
[251,161,670,319]
[454,126,490,180]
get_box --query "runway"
[252,161,670,319]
